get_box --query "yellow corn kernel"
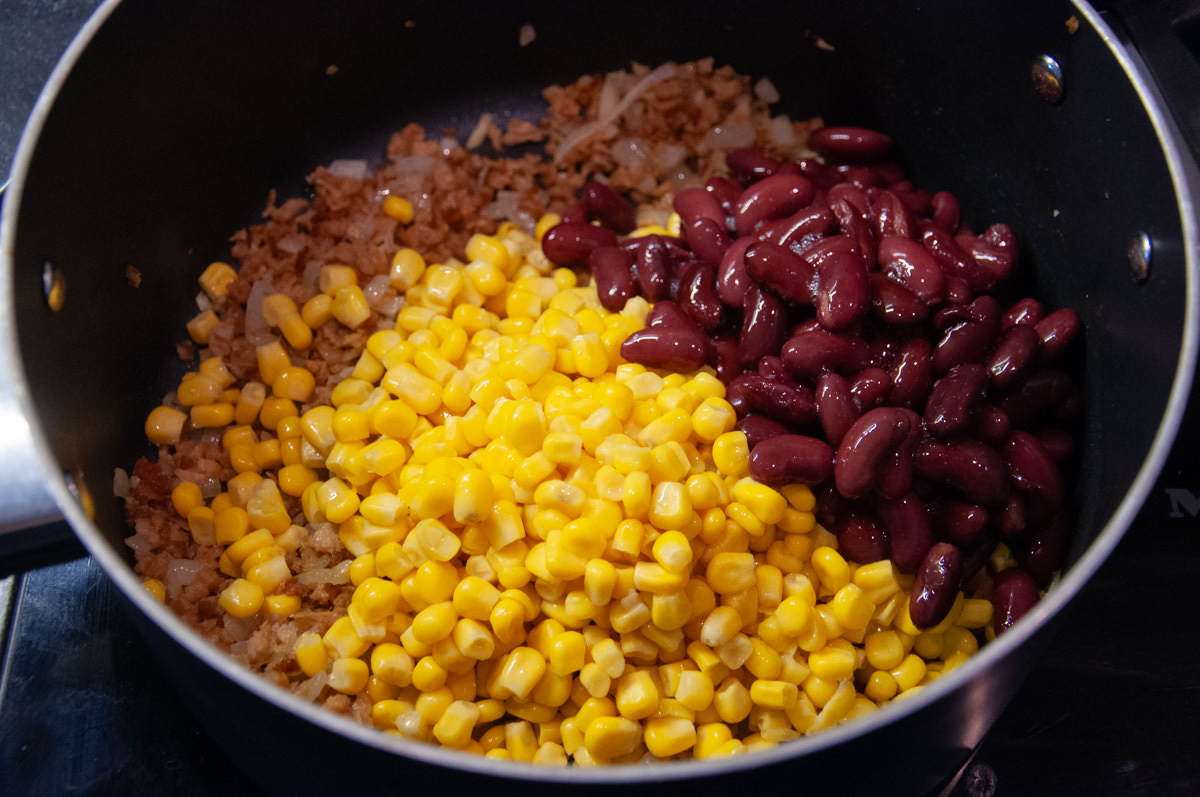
[615,669,660,721]
[713,677,753,724]
[694,723,734,759]
[706,552,756,595]
[198,261,237,299]
[218,578,263,619]
[732,479,787,526]
[189,402,235,428]
[453,468,494,525]
[279,313,313,350]
[431,699,479,749]
[390,248,427,291]
[258,397,297,432]
[811,546,851,593]
[332,285,371,329]
[141,578,166,603]
[213,505,250,545]
[383,194,414,223]
[169,481,204,519]
[294,632,328,677]
[491,647,547,701]
[648,482,692,531]
[691,397,737,442]
[957,598,994,629]
[145,406,188,445]
[711,432,749,477]
[891,653,927,692]
[830,582,875,632]
[186,309,219,344]
[644,716,697,758]
[300,292,334,328]
[329,657,370,695]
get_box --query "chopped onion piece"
[244,279,276,346]
[164,558,204,598]
[113,467,130,498]
[754,76,780,104]
[465,112,494,150]
[328,159,368,179]
[554,62,677,165]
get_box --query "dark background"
[1,1,1198,794]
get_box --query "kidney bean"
[733,174,815,237]
[589,245,637,312]
[740,375,819,426]
[877,436,919,500]
[992,567,1039,634]
[960,527,998,582]
[827,182,871,216]
[829,197,878,266]
[923,225,993,292]
[725,373,753,415]
[704,176,743,211]
[816,373,859,447]
[1035,308,1081,361]
[757,355,792,384]
[933,296,1002,374]
[619,302,710,372]
[634,236,673,300]
[541,221,618,266]
[675,260,724,332]
[931,501,989,548]
[995,493,1027,541]
[809,126,893,160]
[1020,510,1071,588]
[838,165,885,190]
[781,328,871,379]
[745,241,817,304]
[816,247,871,331]
[758,205,836,249]
[738,413,792,450]
[1003,297,1044,329]
[674,187,728,229]
[913,439,1010,506]
[1035,428,1075,462]
[684,217,733,266]
[869,339,901,371]
[834,407,919,499]
[871,274,929,325]
[982,222,1019,259]
[996,368,1072,427]
[837,512,890,564]
[748,434,835,486]
[888,340,934,410]
[717,237,754,308]
[892,182,933,216]
[962,236,1015,284]
[944,276,973,305]
[910,542,963,630]
[987,323,1040,390]
[876,492,933,573]
[869,188,918,239]
[738,285,788,369]
[930,191,960,232]
[582,181,636,234]
[559,199,589,226]
[974,404,1012,449]
[878,236,945,304]
[1007,431,1065,522]
[924,363,989,438]
[726,147,784,182]
[849,368,891,414]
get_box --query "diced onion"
[113,467,130,499]
[554,62,677,165]
[244,279,276,346]
[164,558,204,598]
[328,159,368,179]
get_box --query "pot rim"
[1,0,1196,783]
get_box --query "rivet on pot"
[64,467,96,521]
[42,261,66,312]
[1031,54,1064,104]
[1127,231,1152,284]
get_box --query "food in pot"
[120,59,1080,763]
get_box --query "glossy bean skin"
[924,363,989,438]
[740,375,819,426]
[815,247,871,332]
[582,181,636,234]
[930,190,960,232]
[541,221,619,266]
[674,187,727,228]
[962,236,1015,285]
[933,295,1002,374]
[816,373,859,447]
[781,328,871,379]
[1004,297,1044,329]
[996,368,1072,427]
[733,174,814,237]
[973,404,1012,449]
[849,368,890,414]
[987,323,1040,390]
[922,225,992,293]
[758,205,836,249]
[619,301,709,372]
[829,197,878,267]
[809,126,893,160]
[1006,431,1065,522]
[837,513,890,564]
[834,407,919,499]
[931,501,989,548]
[704,176,742,211]
[677,260,725,331]
[717,237,754,308]
[888,340,934,410]
[912,439,1010,506]
[745,241,817,304]
[726,147,784,183]
[877,492,934,573]
[992,566,1039,634]
[1020,511,1071,588]
[738,413,792,450]
[685,217,733,266]
[748,435,835,485]
[995,493,1027,541]
[869,189,918,240]
[739,285,789,368]
[871,274,929,325]
[1035,308,1081,360]
[878,236,945,304]
[589,245,636,312]
[636,236,673,300]
[910,542,963,630]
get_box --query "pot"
[1,0,1196,793]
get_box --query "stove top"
[2,2,1199,794]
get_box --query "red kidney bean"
[1003,297,1044,329]
[933,296,1002,374]
[869,188,918,240]
[877,492,934,573]
[995,493,1027,541]
[781,328,871,379]
[809,126,893,160]
[987,323,1040,390]
[959,527,998,582]
[877,434,919,500]
[849,368,890,414]
[982,222,1019,260]
[674,187,727,228]
[677,260,725,332]
[974,404,1012,449]
[748,435,835,486]
[589,245,636,312]
[922,225,993,292]
[745,241,817,304]
[827,183,871,217]
[559,199,589,226]
[869,339,901,371]
[924,363,989,438]
[1007,431,1065,522]
[738,413,792,449]
[757,355,792,384]
[726,147,783,183]
[931,501,989,548]
[739,285,788,368]
[891,182,933,216]
[635,236,673,300]
[1035,428,1075,462]
[816,373,859,447]
[944,276,973,305]
[837,512,890,564]
[733,174,814,237]
[910,542,963,630]
[996,368,1072,427]
[962,236,1015,284]
[913,439,1010,506]
[709,336,740,383]
[725,373,753,415]
[619,302,709,372]
[888,340,934,410]
[1020,510,1071,588]
[992,566,1039,634]
[1035,308,1081,361]
[685,217,733,266]
[704,176,742,211]
[870,274,929,325]
[878,236,945,304]
[930,191,960,232]
[834,407,919,499]
[541,221,618,266]
[717,237,754,308]
[816,247,871,332]
[740,375,819,427]
[829,197,878,266]
[758,205,836,249]
[582,181,636,234]
[837,165,885,190]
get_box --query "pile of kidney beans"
[540,126,1082,637]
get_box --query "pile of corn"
[141,212,995,765]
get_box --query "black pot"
[1,1,1196,793]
